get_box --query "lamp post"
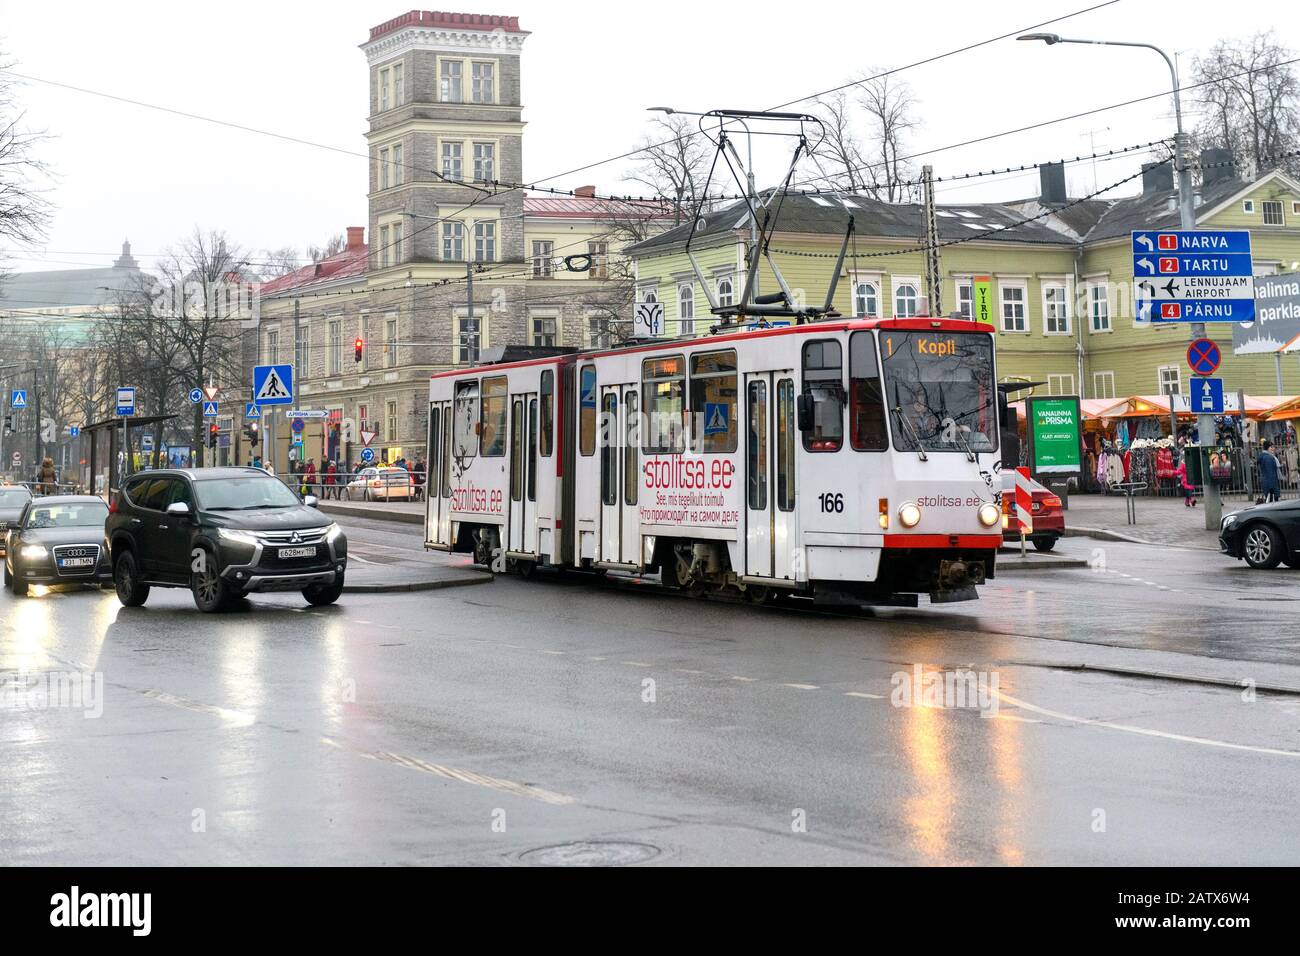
[1019,32,1221,527]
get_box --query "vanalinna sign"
[1027,396,1082,476]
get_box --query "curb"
[320,502,423,526]
[996,553,1090,570]
[343,573,491,594]
[1064,525,1217,551]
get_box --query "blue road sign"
[359,447,376,464]
[69,426,80,438]
[1192,377,1225,415]
[252,364,294,405]
[141,434,154,453]
[703,402,729,435]
[202,401,219,418]
[188,387,203,404]
[291,417,305,435]
[10,390,26,409]
[116,386,136,417]
[1187,338,1222,375]
[245,403,260,419]
[1132,230,1255,324]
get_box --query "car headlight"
[20,544,48,560]
[898,503,922,528]
[217,527,260,546]
[324,523,343,543]
[1221,514,1238,530]
[978,503,1001,527]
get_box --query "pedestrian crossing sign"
[703,402,728,435]
[245,403,260,419]
[10,390,26,409]
[252,364,294,406]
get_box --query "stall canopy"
[1007,398,1115,421]
[1093,394,1294,421]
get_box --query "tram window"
[801,339,844,452]
[527,398,538,502]
[579,365,597,456]
[642,355,685,454]
[539,369,554,457]
[624,390,638,505]
[453,380,479,460]
[441,406,452,498]
[777,378,796,511]
[480,375,508,457]
[689,350,738,454]
[429,408,440,491]
[601,393,618,506]
[748,380,768,511]
[849,332,888,451]
[510,399,523,502]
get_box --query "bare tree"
[0,51,52,285]
[625,115,712,224]
[856,72,921,203]
[1192,31,1300,178]
[261,246,302,277]
[307,233,347,262]
[804,91,870,192]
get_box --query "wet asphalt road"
[2,518,1299,866]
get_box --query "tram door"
[508,392,538,554]
[599,386,621,562]
[428,400,452,547]
[745,371,797,581]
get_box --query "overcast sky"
[1,0,1293,275]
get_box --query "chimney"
[1200,147,1235,187]
[574,185,596,198]
[1038,161,1067,205]
[346,226,365,250]
[1142,162,1174,195]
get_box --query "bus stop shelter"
[80,414,178,499]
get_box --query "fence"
[275,469,428,502]
[1091,442,1299,501]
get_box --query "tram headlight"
[898,503,922,528]
[978,503,1002,527]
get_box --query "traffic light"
[2,415,10,436]
[245,422,259,448]
[208,423,219,448]
[354,337,364,363]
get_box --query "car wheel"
[1032,537,1057,552]
[302,574,344,606]
[190,550,233,613]
[114,551,150,607]
[1243,523,1284,570]
[9,561,24,596]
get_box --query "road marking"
[844,691,885,699]
[622,661,653,668]
[542,650,566,656]
[996,690,1300,758]
[731,676,758,682]
[137,688,255,727]
[991,713,1042,724]
[361,748,574,805]
[782,683,819,691]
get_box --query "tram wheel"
[744,585,774,605]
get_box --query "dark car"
[105,467,347,612]
[4,495,113,595]
[1219,500,1300,569]
[0,485,34,558]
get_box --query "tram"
[424,316,1003,606]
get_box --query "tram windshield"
[880,331,998,454]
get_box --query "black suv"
[106,466,348,612]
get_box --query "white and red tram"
[425,317,1004,605]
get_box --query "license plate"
[278,546,316,559]
[58,557,94,568]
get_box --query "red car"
[1002,474,1065,551]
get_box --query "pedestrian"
[325,460,338,499]
[1173,454,1196,507]
[1258,439,1282,504]
[304,458,316,497]
[412,457,425,501]
[37,457,57,495]
[252,454,263,470]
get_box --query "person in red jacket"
[303,459,317,497]
[324,460,338,499]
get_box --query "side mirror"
[796,392,816,432]
[165,501,190,515]
[304,495,319,508]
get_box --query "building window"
[378,225,390,269]
[588,241,608,279]
[717,275,734,308]
[894,281,920,317]
[1263,200,1285,225]
[379,147,390,190]
[642,289,658,304]
[457,314,481,365]
[678,282,695,335]
[1092,371,1116,400]
[472,143,494,183]
[442,221,464,261]
[440,60,462,102]
[265,330,279,364]
[385,316,398,368]
[1293,201,1300,216]
[379,67,389,111]
[295,324,307,378]
[1047,373,1075,395]
[1242,200,1255,214]
[955,280,973,319]
[854,279,879,317]
[532,240,553,277]
[328,320,342,375]
[587,314,611,349]
[1000,283,1027,332]
[473,221,495,262]
[391,222,403,264]
[471,61,494,103]
[392,144,403,186]
[1158,366,1181,395]
[441,142,462,181]
[530,314,556,347]
[386,400,398,443]
[392,62,404,106]
[1043,282,1070,334]
[358,404,369,433]
[1088,283,1110,332]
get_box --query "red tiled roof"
[369,10,523,42]
[523,196,675,220]
[260,245,368,297]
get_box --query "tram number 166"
[817,492,845,514]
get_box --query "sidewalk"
[1062,493,1240,550]
[320,498,424,525]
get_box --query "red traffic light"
[354,337,364,362]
